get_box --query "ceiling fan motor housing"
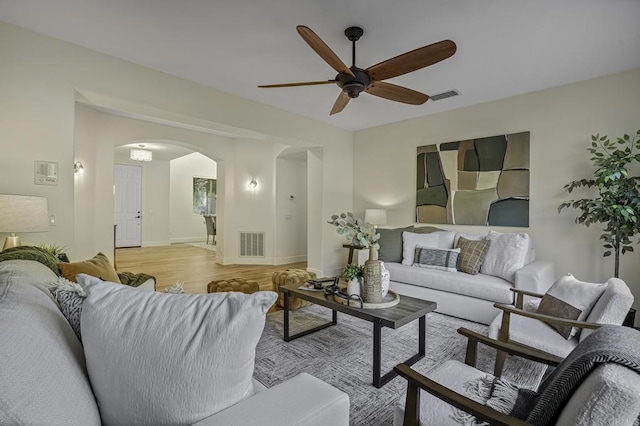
[337,67,370,98]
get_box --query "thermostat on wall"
[34,161,59,186]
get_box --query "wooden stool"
[272,269,317,310]
[207,278,260,294]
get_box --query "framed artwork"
[193,177,217,215]
[416,131,530,227]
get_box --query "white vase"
[381,262,390,298]
[347,277,362,297]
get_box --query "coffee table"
[279,283,437,388]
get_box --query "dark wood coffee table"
[279,283,437,388]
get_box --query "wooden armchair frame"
[493,288,601,376]
[395,327,561,426]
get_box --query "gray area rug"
[254,304,547,426]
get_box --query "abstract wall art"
[416,131,530,227]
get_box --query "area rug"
[254,304,547,426]
[185,242,216,252]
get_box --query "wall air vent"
[239,232,265,257]
[430,89,460,101]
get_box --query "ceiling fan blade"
[366,40,456,81]
[258,80,336,88]
[297,25,356,78]
[330,91,350,115]
[366,81,429,105]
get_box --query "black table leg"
[283,294,337,342]
[373,315,427,388]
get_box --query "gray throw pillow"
[377,226,414,263]
[413,247,460,272]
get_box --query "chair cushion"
[580,277,634,342]
[480,230,530,283]
[394,360,489,426]
[537,274,606,339]
[489,310,577,358]
[556,363,640,426]
[401,232,439,266]
[0,260,101,426]
[78,274,277,426]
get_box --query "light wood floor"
[115,244,307,293]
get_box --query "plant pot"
[347,277,362,297]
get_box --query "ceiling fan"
[258,25,457,115]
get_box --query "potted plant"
[38,243,70,262]
[342,263,364,296]
[558,130,640,278]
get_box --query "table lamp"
[0,194,49,250]
[364,209,387,228]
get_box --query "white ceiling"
[2,0,639,131]
[114,142,194,161]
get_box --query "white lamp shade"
[130,149,152,162]
[364,209,387,226]
[0,195,49,233]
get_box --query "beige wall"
[0,21,353,276]
[353,69,640,311]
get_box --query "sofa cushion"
[0,260,101,426]
[376,226,414,263]
[59,252,121,283]
[455,237,491,275]
[537,274,606,339]
[413,247,460,273]
[401,232,439,266]
[481,230,530,283]
[78,274,277,426]
[385,262,514,304]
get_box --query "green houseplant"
[558,130,640,278]
[342,264,364,281]
[327,212,380,250]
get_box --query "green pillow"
[377,226,414,263]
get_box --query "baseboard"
[170,237,207,244]
[274,255,307,265]
[141,241,171,247]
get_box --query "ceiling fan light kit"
[259,25,456,115]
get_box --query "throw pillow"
[377,226,414,263]
[480,230,531,283]
[48,277,86,340]
[59,252,121,283]
[456,237,491,275]
[537,274,607,339]
[77,274,277,426]
[401,232,439,266]
[413,247,460,272]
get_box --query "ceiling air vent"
[430,89,460,101]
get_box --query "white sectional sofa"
[358,227,555,325]
[0,256,349,426]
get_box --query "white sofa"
[358,228,555,325]
[0,259,349,426]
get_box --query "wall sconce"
[249,178,258,189]
[74,161,84,174]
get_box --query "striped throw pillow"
[413,246,460,272]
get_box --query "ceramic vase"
[363,247,383,303]
[381,262,390,298]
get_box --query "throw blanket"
[0,246,61,275]
[458,326,640,425]
[118,271,156,289]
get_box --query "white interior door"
[114,164,142,248]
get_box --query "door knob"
[136,216,141,219]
